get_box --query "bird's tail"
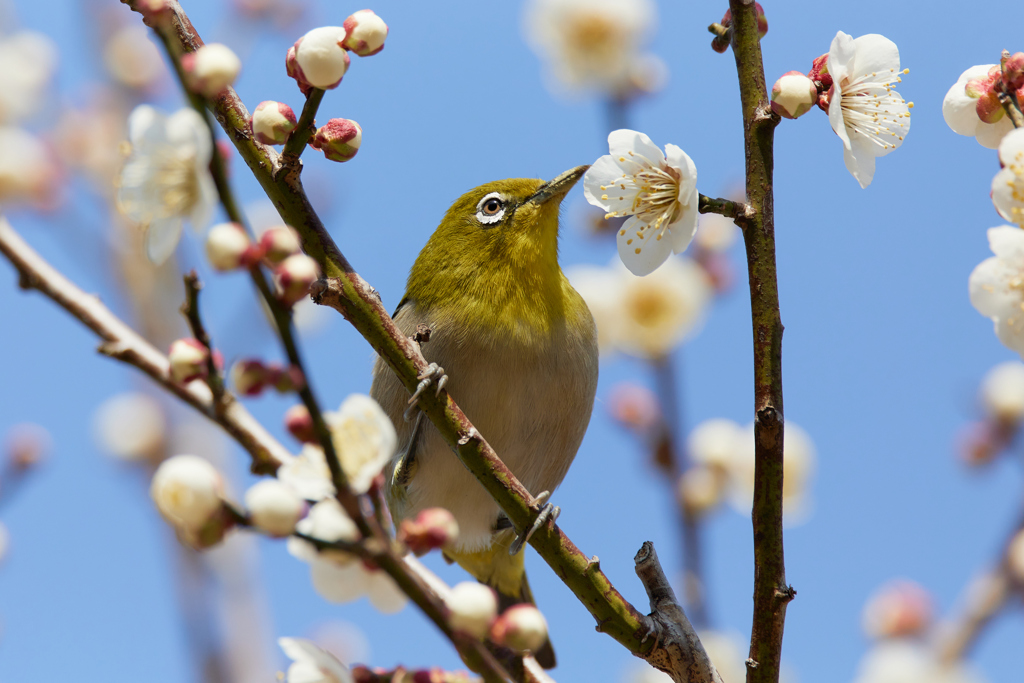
[448,539,557,669]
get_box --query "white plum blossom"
[0,31,58,124]
[852,641,985,683]
[289,27,350,91]
[245,479,305,536]
[446,582,498,638]
[979,361,1024,422]
[278,443,336,501]
[0,126,58,206]
[943,65,1014,149]
[523,0,657,96]
[103,25,165,91]
[728,422,816,525]
[567,256,712,359]
[93,392,166,461]
[826,32,911,189]
[584,129,699,275]
[327,394,397,494]
[150,454,224,531]
[969,226,1024,357]
[992,128,1024,228]
[116,105,218,264]
[278,637,353,683]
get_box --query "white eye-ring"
[476,192,506,225]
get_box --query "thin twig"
[0,216,291,474]
[180,271,226,405]
[726,2,789,682]
[698,194,752,225]
[281,88,325,162]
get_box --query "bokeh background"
[1,0,1023,681]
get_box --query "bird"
[370,166,599,668]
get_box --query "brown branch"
[698,194,753,226]
[180,271,226,404]
[727,2,789,683]
[0,216,290,474]
[281,87,325,161]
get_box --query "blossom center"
[839,67,911,151]
[154,149,202,218]
[563,12,621,62]
[1003,149,1024,227]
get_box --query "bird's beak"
[525,165,589,206]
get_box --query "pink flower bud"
[311,118,362,162]
[976,86,1006,124]
[490,604,549,654]
[272,365,306,393]
[136,0,171,25]
[718,3,767,41]
[231,359,273,396]
[276,253,321,305]
[608,383,660,434]
[399,507,459,555]
[284,404,316,443]
[288,27,350,93]
[808,54,832,111]
[5,423,51,469]
[168,338,210,383]
[251,101,297,145]
[205,222,252,271]
[1005,52,1024,91]
[181,43,241,98]
[862,580,933,639]
[342,10,388,57]
[260,225,302,264]
[771,71,817,119]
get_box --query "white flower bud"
[399,507,459,555]
[93,392,166,461]
[342,10,389,57]
[168,338,210,383]
[771,71,817,119]
[980,361,1024,423]
[205,221,252,271]
[678,465,724,516]
[251,101,297,145]
[688,418,743,472]
[311,118,362,162]
[447,582,498,638]
[276,253,321,306]
[260,225,302,264]
[289,27,350,91]
[150,454,223,531]
[245,479,305,536]
[182,43,241,98]
[490,604,549,654]
[231,359,273,396]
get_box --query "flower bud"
[717,3,767,42]
[231,359,273,396]
[93,393,166,461]
[862,580,933,639]
[771,71,817,119]
[399,507,459,555]
[490,604,549,654]
[272,364,306,393]
[678,465,724,516]
[288,27,350,93]
[311,118,362,162]
[1004,51,1024,91]
[168,338,210,383]
[276,253,321,306]
[245,478,306,536]
[260,225,302,264]
[980,361,1024,424]
[251,100,297,145]
[1008,530,1024,583]
[205,222,252,271]
[808,54,832,110]
[5,423,50,469]
[976,86,1005,124]
[136,0,171,26]
[284,404,316,443]
[181,43,241,98]
[150,454,224,531]
[447,582,498,638]
[608,383,660,433]
[342,10,389,57]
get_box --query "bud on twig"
[284,404,316,443]
[205,222,252,271]
[311,118,362,162]
[276,253,321,305]
[150,454,224,531]
[287,27,350,93]
[490,604,549,654]
[181,43,241,98]
[260,225,302,264]
[245,479,306,536]
[771,71,817,119]
[447,582,498,638]
[398,507,459,555]
[342,10,389,57]
[251,101,297,145]
[168,338,210,383]
[232,359,274,396]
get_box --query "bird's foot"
[403,363,448,421]
[509,491,560,555]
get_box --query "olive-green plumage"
[370,167,599,669]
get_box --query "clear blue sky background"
[1,0,1023,681]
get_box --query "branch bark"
[727,2,790,682]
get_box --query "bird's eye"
[475,192,506,225]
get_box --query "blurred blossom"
[103,25,166,90]
[278,637,353,683]
[1007,529,1024,582]
[398,507,459,556]
[0,521,9,564]
[688,418,744,473]
[862,580,933,639]
[991,128,1024,228]
[4,422,51,469]
[92,392,166,461]
[969,226,1024,357]
[447,582,498,638]
[490,604,549,654]
[728,422,816,525]
[308,620,371,669]
[695,213,740,253]
[293,296,332,335]
[523,0,659,98]
[979,360,1024,423]
[149,454,224,532]
[956,421,1006,467]
[852,641,985,683]
[327,394,397,494]
[181,43,241,98]
[569,256,712,360]
[0,126,60,207]
[608,382,660,433]
[0,31,57,124]
[943,65,1015,149]
[698,631,747,683]
[116,105,218,265]
[245,478,305,537]
[53,94,129,194]
[279,443,335,501]
[678,465,724,517]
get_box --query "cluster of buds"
[711,2,768,53]
[181,43,241,98]
[231,359,305,396]
[286,11,388,93]
[251,101,297,145]
[398,507,459,555]
[351,666,476,683]
[442,583,549,656]
[150,454,233,548]
[204,224,315,306]
[959,361,1024,466]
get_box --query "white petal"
[188,171,218,230]
[976,116,1014,149]
[828,81,852,150]
[849,34,900,75]
[998,127,1024,164]
[669,200,699,254]
[992,167,1024,226]
[145,217,184,264]
[663,143,696,184]
[827,31,856,82]
[942,66,993,137]
[286,536,320,564]
[608,128,665,167]
[365,570,408,614]
[331,394,397,494]
[988,224,1024,261]
[616,215,672,276]
[583,154,633,213]
[843,142,876,189]
[310,560,368,603]
[166,107,212,163]
[127,104,165,148]
[279,638,353,683]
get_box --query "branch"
[180,271,226,404]
[698,194,753,225]
[0,216,290,474]
[281,87,325,161]
[727,2,790,682]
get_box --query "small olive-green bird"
[370,166,598,668]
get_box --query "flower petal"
[608,128,665,167]
[310,560,369,604]
[828,82,852,151]
[849,34,900,76]
[365,570,408,614]
[843,142,876,189]
[976,116,1014,149]
[583,154,635,215]
[669,199,699,255]
[145,217,184,265]
[616,215,672,276]
[127,104,166,148]
[942,66,992,137]
[827,31,856,81]
[988,224,1024,261]
[166,107,212,164]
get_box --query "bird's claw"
[403,363,448,421]
[509,491,559,555]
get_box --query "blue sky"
[1,0,1023,681]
